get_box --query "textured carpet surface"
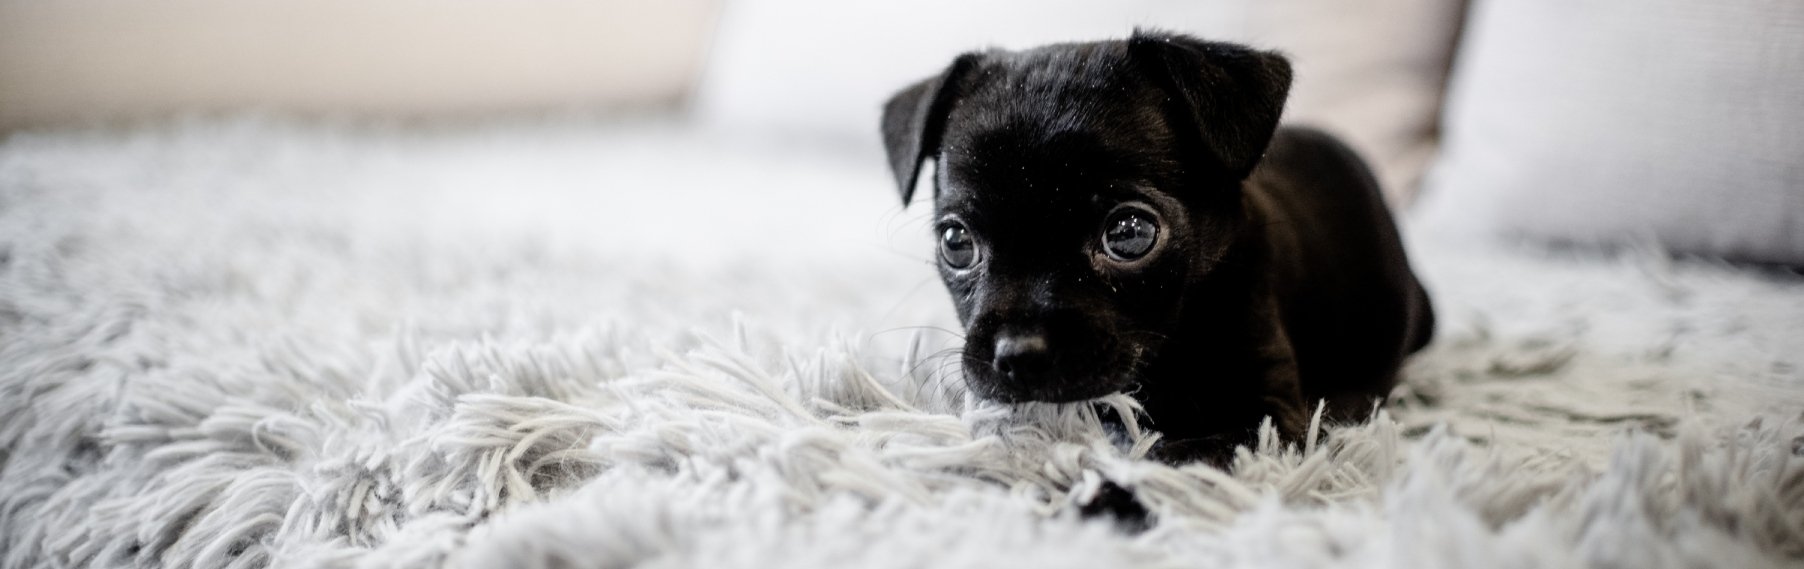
[2,119,1802,568]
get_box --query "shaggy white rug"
[2,119,1801,569]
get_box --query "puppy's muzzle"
[992,332,1051,384]
[966,309,1130,403]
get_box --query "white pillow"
[1418,0,1804,265]
[694,0,1463,206]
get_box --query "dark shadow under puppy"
[1077,479,1153,533]
[880,30,1433,470]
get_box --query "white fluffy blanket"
[2,120,1801,568]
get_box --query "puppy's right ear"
[880,53,980,206]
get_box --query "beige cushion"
[694,0,1464,206]
[0,0,718,130]
[1418,0,1804,265]
[1243,3,1464,207]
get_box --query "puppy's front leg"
[1252,332,1312,444]
[1149,368,1309,467]
[1149,297,1312,466]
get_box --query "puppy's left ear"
[880,53,980,206]
[1128,31,1292,180]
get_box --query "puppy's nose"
[993,333,1051,382]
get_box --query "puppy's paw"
[1148,434,1244,468]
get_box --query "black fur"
[880,30,1434,465]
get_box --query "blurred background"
[1,0,1799,266]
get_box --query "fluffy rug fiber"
[2,119,1802,568]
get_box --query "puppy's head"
[880,31,1291,403]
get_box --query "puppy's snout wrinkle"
[993,333,1050,382]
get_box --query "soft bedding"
[1,120,1800,568]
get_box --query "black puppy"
[879,31,1435,464]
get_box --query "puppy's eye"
[1102,207,1159,261]
[939,223,980,269]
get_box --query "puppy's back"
[1248,126,1434,420]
